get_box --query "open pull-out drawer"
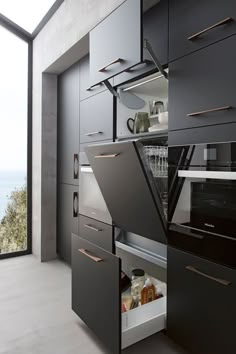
[72,234,167,354]
[89,0,168,87]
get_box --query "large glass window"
[0,25,29,256]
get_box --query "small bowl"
[158,112,168,125]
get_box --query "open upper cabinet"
[89,0,168,87]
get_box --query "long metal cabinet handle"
[84,131,103,136]
[98,58,123,72]
[84,224,102,232]
[188,17,233,40]
[73,192,78,218]
[78,248,103,262]
[186,266,231,286]
[187,105,231,117]
[73,154,79,179]
[86,82,104,91]
[95,153,120,159]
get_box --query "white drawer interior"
[122,295,166,349]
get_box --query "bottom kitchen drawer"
[72,234,166,354]
[79,215,114,253]
[167,246,236,354]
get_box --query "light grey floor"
[0,255,187,354]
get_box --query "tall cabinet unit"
[57,62,80,264]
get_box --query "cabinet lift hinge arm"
[144,39,168,80]
[103,79,119,98]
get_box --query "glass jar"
[131,269,145,300]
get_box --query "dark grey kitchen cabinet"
[169,35,236,132]
[114,0,168,86]
[57,184,79,264]
[72,234,121,354]
[168,246,236,354]
[80,55,113,101]
[169,0,236,61]
[85,140,167,244]
[89,0,142,87]
[58,62,80,185]
[79,215,114,253]
[80,90,113,144]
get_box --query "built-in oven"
[168,141,236,269]
[79,150,112,225]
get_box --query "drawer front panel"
[169,36,236,131]
[168,246,236,354]
[79,215,113,252]
[169,0,236,61]
[89,0,142,86]
[72,235,121,354]
[80,90,113,144]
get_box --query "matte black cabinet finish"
[85,141,166,244]
[80,90,113,144]
[79,55,110,101]
[89,0,142,86]
[114,0,168,86]
[72,234,121,354]
[58,62,79,185]
[79,215,113,253]
[57,184,79,264]
[169,0,236,61]
[168,247,236,354]
[169,35,236,131]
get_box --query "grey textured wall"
[32,0,125,260]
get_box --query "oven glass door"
[79,166,112,225]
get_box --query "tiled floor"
[0,255,187,354]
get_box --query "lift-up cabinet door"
[85,141,166,244]
[89,0,142,87]
[72,235,121,354]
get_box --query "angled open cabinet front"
[89,0,168,87]
[85,136,167,244]
[72,234,167,354]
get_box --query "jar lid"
[132,269,145,277]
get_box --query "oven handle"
[178,170,236,180]
[80,166,93,173]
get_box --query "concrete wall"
[33,0,124,260]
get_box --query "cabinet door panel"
[58,63,79,185]
[72,235,121,354]
[169,0,236,61]
[57,184,79,264]
[168,247,236,354]
[169,36,236,131]
[80,90,113,144]
[89,0,142,86]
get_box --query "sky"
[0,1,56,172]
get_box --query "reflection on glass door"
[0,26,28,256]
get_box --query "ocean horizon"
[0,170,26,221]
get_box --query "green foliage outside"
[0,185,27,254]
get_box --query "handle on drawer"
[78,248,103,262]
[187,105,231,117]
[73,192,78,218]
[95,153,120,159]
[186,266,231,286]
[188,17,233,40]
[84,131,103,136]
[84,224,102,232]
[73,154,79,179]
[98,58,123,72]
[86,82,104,91]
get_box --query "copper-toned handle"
[187,105,231,117]
[84,224,102,232]
[95,153,120,159]
[186,266,231,286]
[79,249,103,262]
[98,58,123,72]
[188,17,233,40]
